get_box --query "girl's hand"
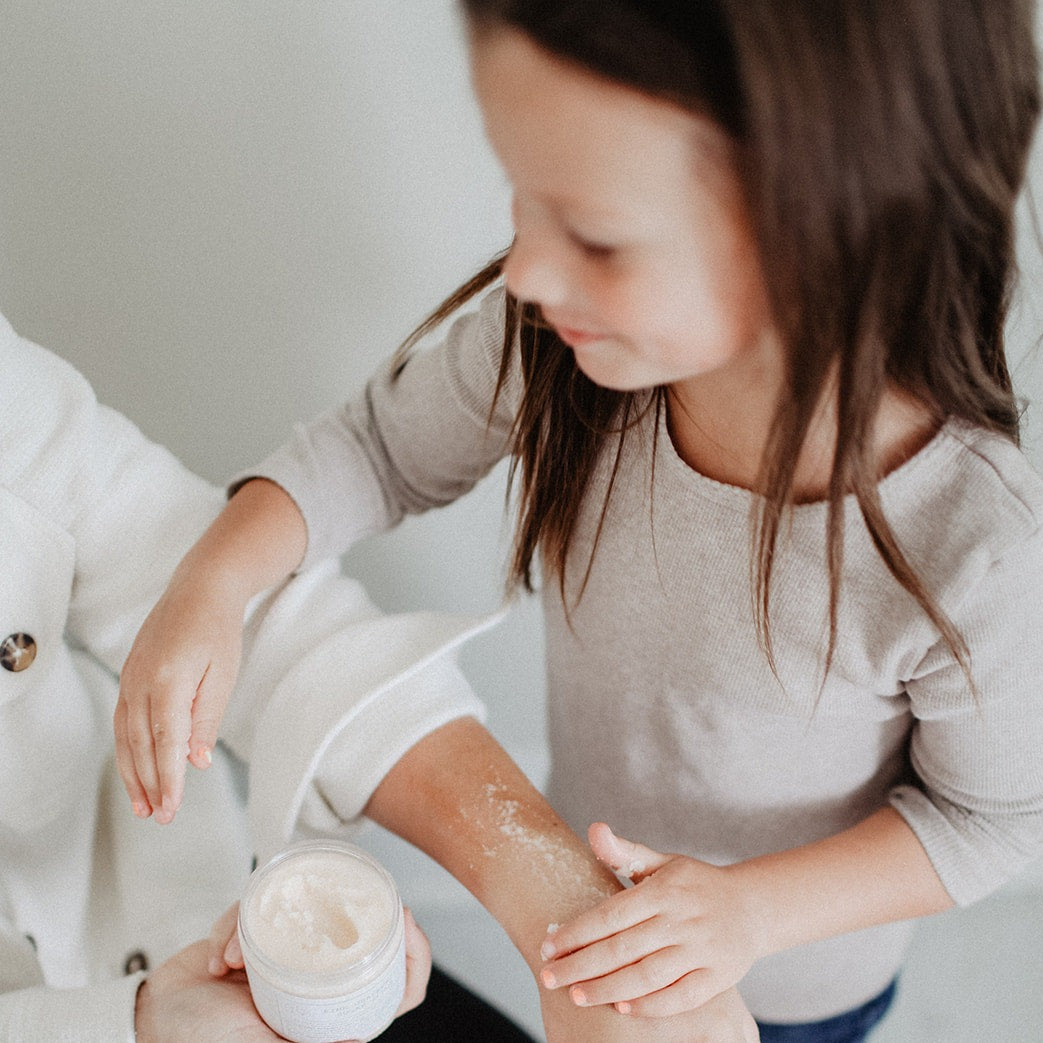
[539,823,762,1018]
[208,903,434,1023]
[115,478,307,826]
[114,566,246,824]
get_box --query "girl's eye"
[569,233,617,260]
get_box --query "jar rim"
[238,839,403,984]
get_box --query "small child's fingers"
[207,903,241,976]
[565,950,704,1012]
[588,822,671,883]
[121,694,165,815]
[613,968,725,1019]
[151,703,191,825]
[541,882,659,962]
[542,918,666,991]
[188,660,236,770]
[112,700,153,818]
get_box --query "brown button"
[1,633,36,672]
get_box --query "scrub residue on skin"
[245,850,393,975]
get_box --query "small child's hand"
[539,823,760,1019]
[114,568,246,824]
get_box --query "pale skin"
[205,717,760,1043]
[135,910,430,1043]
[117,476,758,1039]
[117,15,952,1036]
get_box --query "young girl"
[118,1,1043,1040]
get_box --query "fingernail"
[197,745,212,767]
[131,801,150,819]
[540,939,556,960]
[571,986,588,1007]
[616,1001,632,1015]
[540,968,557,989]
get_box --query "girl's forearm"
[362,717,623,972]
[177,478,308,605]
[729,805,954,960]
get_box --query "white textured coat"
[0,312,487,1040]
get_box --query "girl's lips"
[551,322,605,349]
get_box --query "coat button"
[0,633,36,672]
[123,950,149,975]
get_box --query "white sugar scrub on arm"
[238,840,406,1043]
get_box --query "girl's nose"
[503,229,570,309]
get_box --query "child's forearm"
[176,478,307,604]
[728,805,954,960]
[362,717,623,972]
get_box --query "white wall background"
[1,2,1042,1038]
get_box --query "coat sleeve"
[224,560,496,863]
[0,897,140,1043]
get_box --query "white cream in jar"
[238,840,406,1043]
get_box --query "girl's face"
[470,27,776,394]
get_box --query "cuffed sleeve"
[0,912,140,1043]
[222,560,499,863]
[311,655,486,828]
[893,526,1043,905]
[0,973,142,1043]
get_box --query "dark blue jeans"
[756,980,898,1043]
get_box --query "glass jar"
[238,840,406,1043]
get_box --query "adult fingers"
[399,908,432,1016]
[207,904,241,976]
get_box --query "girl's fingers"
[188,659,236,771]
[588,822,670,883]
[112,700,153,818]
[563,948,699,1009]
[151,698,191,824]
[615,969,728,1019]
[541,837,670,960]
[122,692,165,816]
[541,917,668,990]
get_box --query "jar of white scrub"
[238,840,406,1043]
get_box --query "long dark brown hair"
[401,0,1040,680]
